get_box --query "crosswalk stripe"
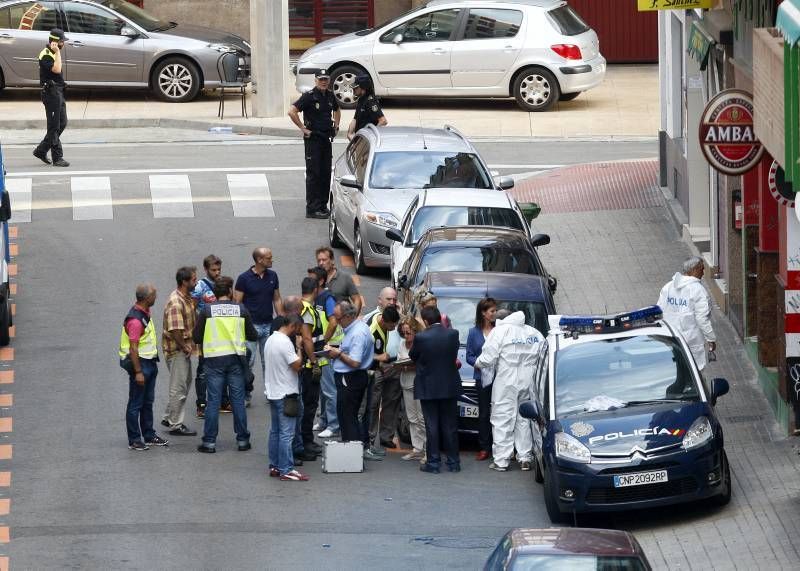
[5,179,32,224]
[227,174,275,218]
[149,175,194,218]
[71,177,113,220]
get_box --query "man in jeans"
[119,284,168,451]
[194,276,258,453]
[191,254,223,419]
[308,266,341,439]
[265,314,309,481]
[161,266,198,436]
[234,247,284,405]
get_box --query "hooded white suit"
[475,311,543,468]
[657,272,716,369]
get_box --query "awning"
[777,0,800,45]
[688,20,716,71]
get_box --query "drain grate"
[724,415,763,423]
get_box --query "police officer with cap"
[348,74,387,140]
[33,28,69,168]
[288,69,341,219]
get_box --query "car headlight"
[364,212,399,229]
[208,43,239,53]
[555,432,591,464]
[682,416,713,450]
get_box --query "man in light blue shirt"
[326,301,374,446]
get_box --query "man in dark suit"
[409,306,462,474]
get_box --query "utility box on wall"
[569,0,658,63]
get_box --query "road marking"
[0,527,8,542]
[8,285,14,297]
[340,255,354,268]
[0,500,9,516]
[5,179,32,223]
[7,166,305,178]
[7,228,16,239]
[227,174,275,218]
[351,276,361,286]
[0,446,10,460]
[71,177,113,221]
[149,175,194,218]
[0,473,9,486]
[0,349,12,361]
[0,396,11,407]
[0,372,12,384]
[8,245,16,258]
[5,267,13,278]
[0,419,11,433]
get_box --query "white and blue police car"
[519,306,731,524]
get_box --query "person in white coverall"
[475,311,543,472]
[657,256,717,370]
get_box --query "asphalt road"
[2,131,657,569]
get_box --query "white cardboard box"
[322,441,364,473]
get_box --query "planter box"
[753,27,785,166]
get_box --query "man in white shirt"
[264,314,309,482]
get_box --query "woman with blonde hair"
[395,315,426,461]
[415,290,452,329]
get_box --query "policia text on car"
[33,29,69,168]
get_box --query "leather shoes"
[475,450,490,461]
[238,442,252,452]
[380,439,397,449]
[448,463,461,473]
[168,424,197,436]
[33,149,51,164]
[197,445,215,454]
[305,210,328,219]
[305,441,323,453]
[419,463,440,474]
[52,158,70,167]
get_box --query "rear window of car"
[370,151,492,190]
[411,206,524,242]
[547,5,589,36]
[416,246,540,285]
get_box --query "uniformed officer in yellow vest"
[193,276,258,453]
[33,28,69,167]
[298,277,328,456]
[362,305,400,459]
[120,284,168,451]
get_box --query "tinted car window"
[380,9,460,43]
[1,1,58,30]
[511,554,646,571]
[370,152,491,190]
[352,139,370,183]
[463,9,522,40]
[64,1,124,35]
[436,297,547,344]
[416,247,539,285]
[547,5,589,36]
[98,0,166,32]
[555,335,699,417]
[411,206,523,242]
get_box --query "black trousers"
[420,398,460,467]
[304,134,332,213]
[477,382,493,452]
[335,370,369,444]
[300,367,321,445]
[35,87,67,160]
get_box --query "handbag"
[283,393,300,417]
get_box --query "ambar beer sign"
[699,89,763,175]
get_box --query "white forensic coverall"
[657,272,716,370]
[475,311,543,468]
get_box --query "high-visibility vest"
[202,302,247,358]
[316,291,343,345]
[369,317,388,369]
[119,306,158,360]
[301,299,328,367]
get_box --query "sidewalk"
[513,161,800,570]
[0,65,658,139]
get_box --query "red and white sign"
[699,89,763,175]
[769,160,796,208]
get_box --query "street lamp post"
[249,0,289,118]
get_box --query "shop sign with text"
[699,89,763,176]
[638,0,714,11]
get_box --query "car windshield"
[100,0,169,32]
[357,5,426,35]
[416,247,539,285]
[369,152,492,190]
[547,5,589,36]
[411,207,524,243]
[511,554,646,571]
[435,297,548,344]
[555,335,700,417]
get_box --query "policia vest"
[301,299,328,367]
[119,307,158,362]
[202,302,248,358]
[369,318,388,370]
[315,290,344,346]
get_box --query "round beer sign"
[699,89,763,175]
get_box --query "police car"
[0,143,12,346]
[519,306,731,524]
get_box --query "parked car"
[328,124,513,274]
[484,528,652,570]
[0,142,13,346]
[385,187,539,286]
[0,0,250,102]
[293,0,605,111]
[519,306,731,524]
[406,270,556,434]
[396,225,555,308]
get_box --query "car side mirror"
[496,176,515,190]
[531,233,550,248]
[339,174,362,190]
[519,202,541,223]
[385,228,403,242]
[397,274,409,289]
[547,276,558,294]
[710,378,729,405]
[392,33,403,44]
[120,25,139,38]
[519,401,541,422]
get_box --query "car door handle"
[68,41,84,47]
[0,33,12,38]
[432,48,445,54]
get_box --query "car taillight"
[551,44,583,60]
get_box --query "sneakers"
[220,403,233,413]
[129,441,149,451]
[313,422,323,431]
[401,450,425,461]
[448,463,461,473]
[419,463,440,474]
[52,158,70,167]
[196,405,206,419]
[197,444,216,454]
[305,211,328,220]
[489,462,508,472]
[145,435,169,447]
[520,461,532,471]
[317,428,338,438]
[238,442,252,452]
[244,393,252,408]
[363,449,384,462]
[475,450,491,461]
[280,470,310,481]
[161,419,170,428]
[269,467,280,478]
[32,148,51,165]
[169,424,197,436]
[369,447,386,457]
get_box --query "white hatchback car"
[294,0,605,112]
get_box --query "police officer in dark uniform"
[348,75,387,140]
[288,69,341,219]
[33,29,69,168]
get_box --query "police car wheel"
[328,203,344,248]
[152,57,201,103]
[710,450,732,507]
[513,67,560,112]
[353,226,368,275]
[331,66,363,110]
[544,470,570,524]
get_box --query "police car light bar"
[558,305,663,334]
